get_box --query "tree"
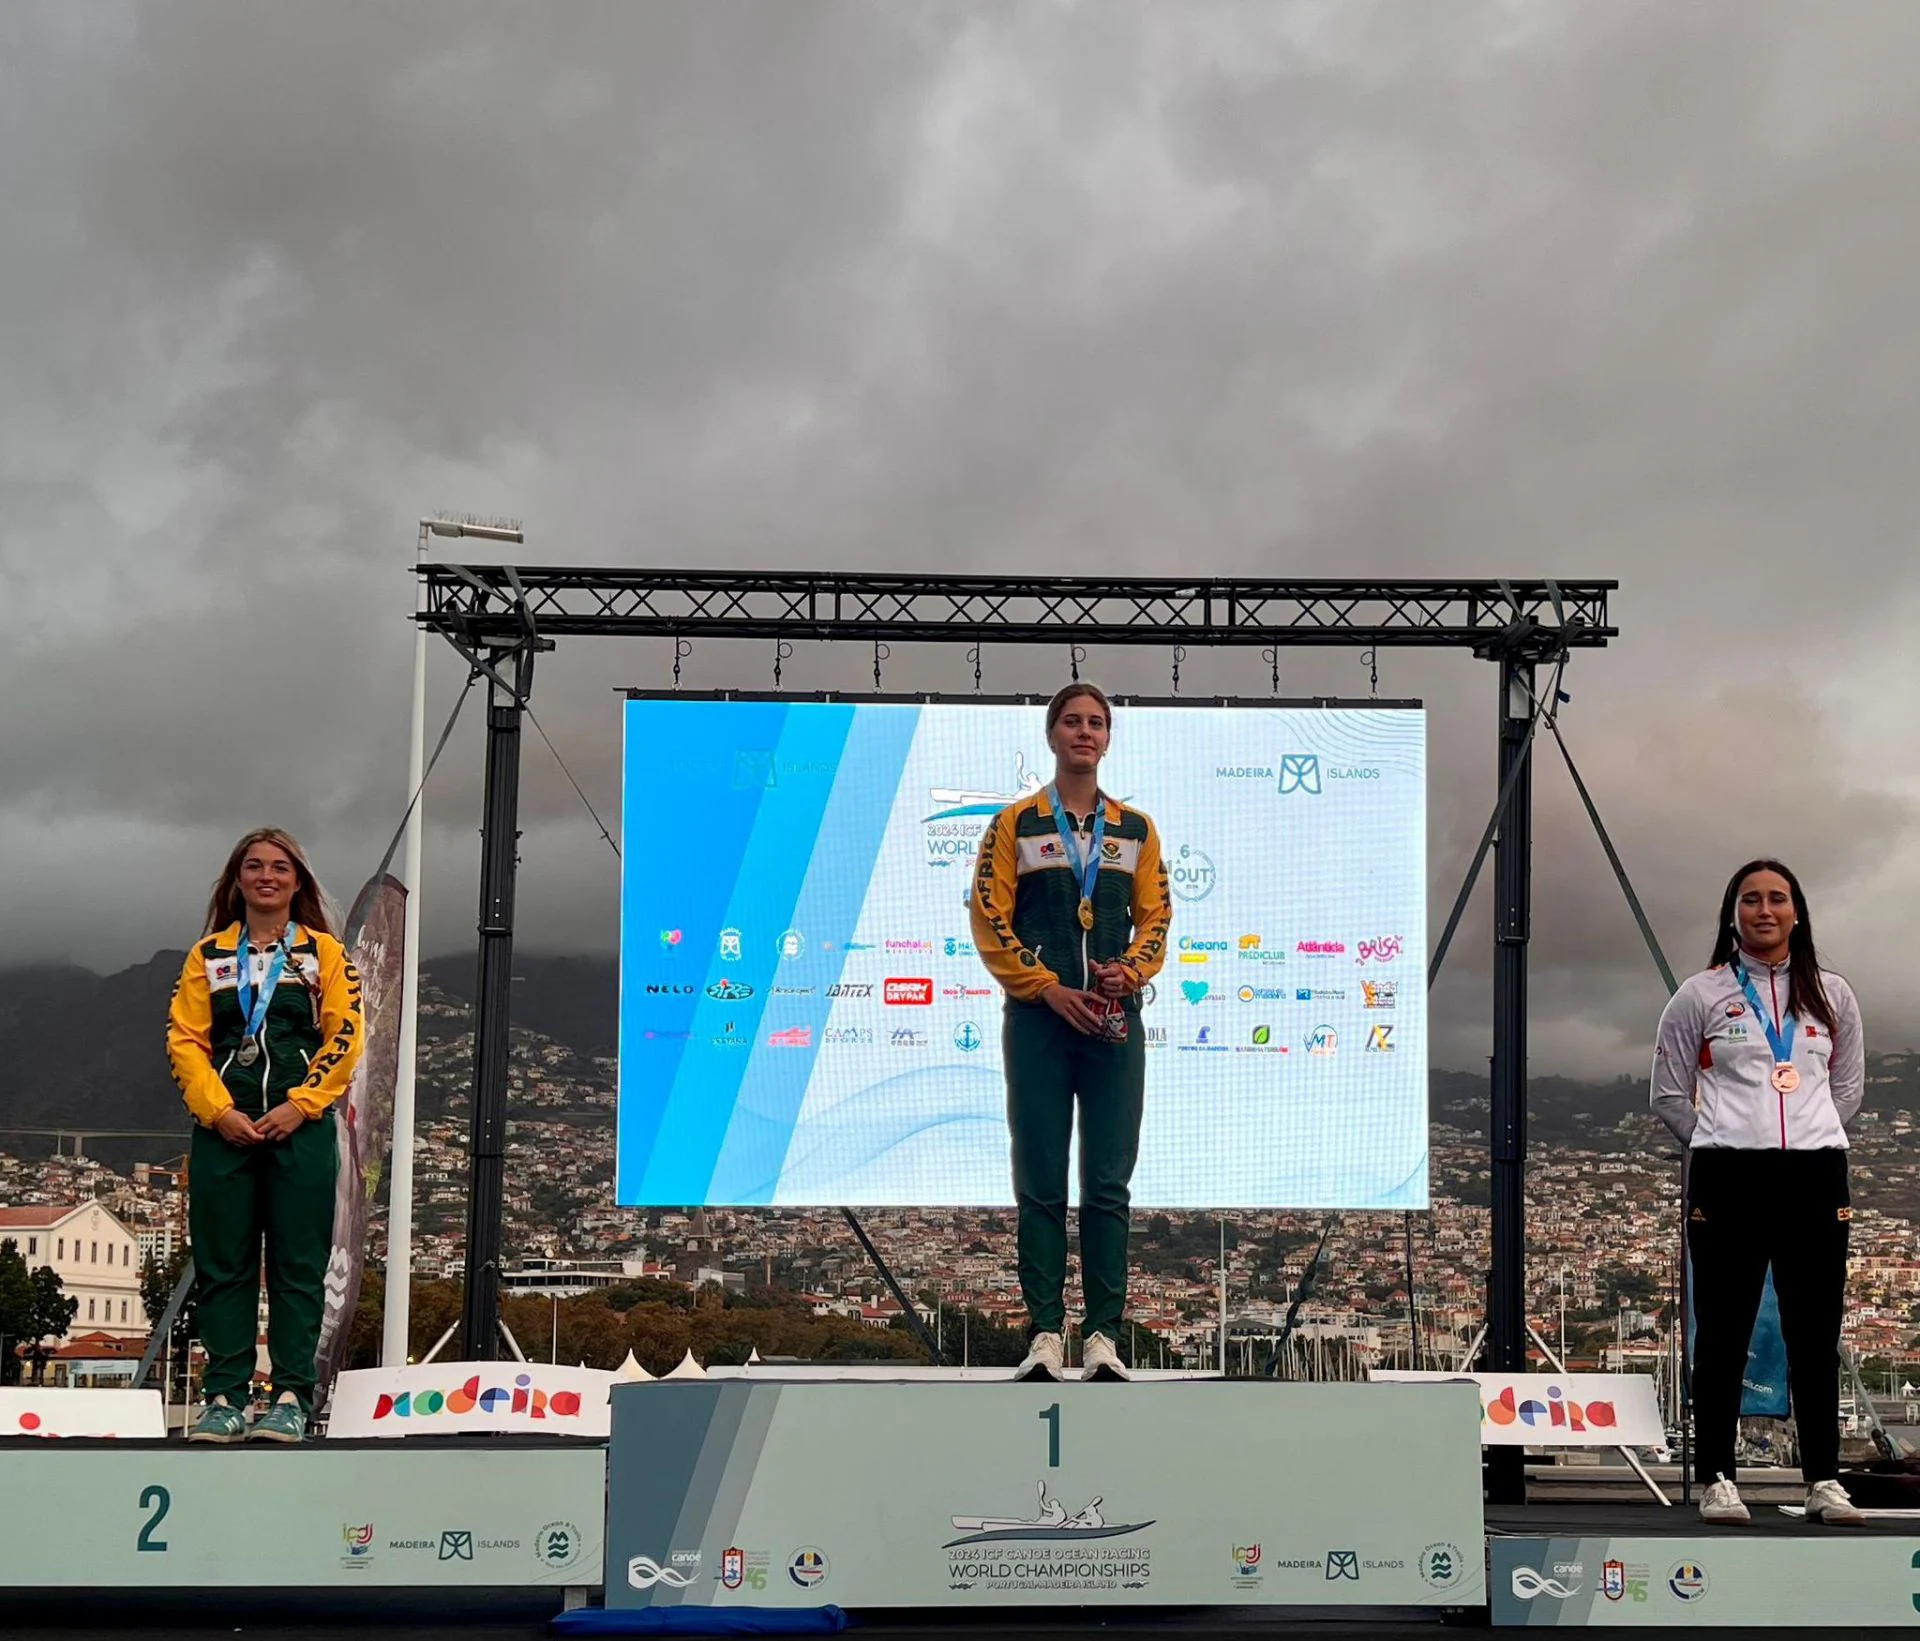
[25,1267,77,1385]
[0,1239,35,1386]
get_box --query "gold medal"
[1078,898,1094,931]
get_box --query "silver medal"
[236,1038,260,1068]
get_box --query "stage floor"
[1491,1499,1917,1537]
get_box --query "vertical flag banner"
[315,873,407,1402]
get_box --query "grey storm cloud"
[4,0,1919,1077]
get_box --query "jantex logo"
[885,978,934,1005]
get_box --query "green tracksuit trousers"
[189,1110,338,1414]
[1004,1004,1145,1343]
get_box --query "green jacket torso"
[195,928,328,1114]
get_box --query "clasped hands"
[1043,959,1136,1036]
[213,1104,308,1147]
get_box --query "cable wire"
[527,705,621,860]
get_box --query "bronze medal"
[1771,1063,1800,1094]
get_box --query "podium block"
[606,1380,1484,1610]
[0,1444,604,1589]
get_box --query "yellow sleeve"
[167,945,233,1128]
[1119,817,1172,988]
[969,808,1058,1001]
[289,935,365,1118]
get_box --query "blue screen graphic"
[616,700,1427,1208]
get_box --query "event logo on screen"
[616,700,1427,1209]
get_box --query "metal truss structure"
[417,565,1617,1502]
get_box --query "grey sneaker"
[1080,1332,1131,1381]
[1015,1331,1065,1382]
[188,1395,248,1444]
[1699,1473,1750,1524]
[247,1392,307,1444]
[1805,1479,1865,1525]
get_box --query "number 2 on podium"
[1037,1402,1060,1468]
[137,1484,171,1553]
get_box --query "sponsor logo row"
[639,977,1400,1009]
[658,929,1411,969]
[646,1022,1396,1056]
[340,1519,583,1571]
[1510,1556,1707,1606]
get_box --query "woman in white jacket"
[1653,858,1866,1526]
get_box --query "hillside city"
[7,980,1920,1377]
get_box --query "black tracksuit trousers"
[1687,1146,1850,1486]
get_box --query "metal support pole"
[460,643,529,1361]
[383,527,429,1366]
[1486,652,1535,1504]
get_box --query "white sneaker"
[1698,1474,1750,1525]
[1080,1332,1131,1382]
[1805,1479,1866,1525]
[1015,1331,1064,1382]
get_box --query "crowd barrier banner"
[0,1386,165,1440]
[1368,1371,1664,1449]
[327,1362,614,1438]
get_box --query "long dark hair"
[1708,858,1837,1035]
[202,828,337,938]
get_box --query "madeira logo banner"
[313,872,408,1407]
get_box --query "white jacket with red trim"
[1650,952,1865,1150]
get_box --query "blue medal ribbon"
[1046,784,1107,912]
[237,923,296,1047]
[1730,957,1796,1067]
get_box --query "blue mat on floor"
[553,1607,849,1636]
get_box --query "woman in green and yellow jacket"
[167,827,363,1443]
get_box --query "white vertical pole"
[382,526,429,1366]
[1217,1217,1227,1375]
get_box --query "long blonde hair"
[202,828,337,937]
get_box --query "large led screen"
[616,699,1427,1208]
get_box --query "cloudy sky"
[5,1,1918,1078]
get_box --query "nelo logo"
[885,978,933,1005]
[372,1372,586,1422]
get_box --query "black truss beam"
[418,568,1616,649]
[412,563,1617,1377]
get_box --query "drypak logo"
[884,978,933,1005]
